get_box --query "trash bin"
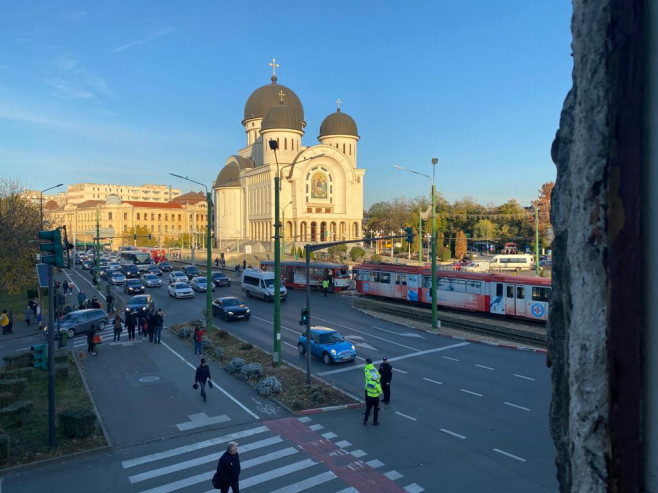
[59,330,68,348]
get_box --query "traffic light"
[31,344,47,369]
[405,227,415,244]
[299,307,308,326]
[133,234,137,240]
[38,229,64,267]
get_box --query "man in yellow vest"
[322,278,329,297]
[0,310,9,335]
[363,358,382,426]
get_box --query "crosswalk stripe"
[234,458,318,490]
[122,426,269,469]
[128,437,285,483]
[268,471,337,493]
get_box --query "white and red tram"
[353,262,551,322]
[260,260,352,292]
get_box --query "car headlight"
[228,311,234,315]
[141,306,147,310]
[351,345,356,351]
[246,309,250,313]
[331,349,336,355]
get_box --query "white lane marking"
[493,448,526,462]
[313,316,422,351]
[394,411,417,421]
[240,458,318,489]
[423,377,443,385]
[393,368,407,374]
[475,364,494,370]
[504,402,530,411]
[371,325,425,339]
[442,356,459,361]
[161,341,259,419]
[440,428,466,439]
[268,471,337,493]
[513,373,535,381]
[354,342,378,350]
[283,340,297,349]
[318,342,470,376]
[460,389,483,397]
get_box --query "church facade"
[213,65,365,251]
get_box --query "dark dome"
[261,103,303,132]
[243,76,305,126]
[318,109,359,138]
[214,157,254,187]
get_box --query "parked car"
[211,272,231,287]
[145,265,162,276]
[297,326,357,365]
[45,308,109,338]
[182,265,201,280]
[168,282,194,299]
[109,271,126,285]
[157,261,173,272]
[124,278,145,294]
[141,273,162,288]
[168,271,189,284]
[190,276,214,292]
[212,297,250,321]
[82,260,91,270]
[121,264,140,278]
[125,294,154,317]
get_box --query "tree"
[455,231,468,260]
[349,246,366,262]
[531,182,554,248]
[472,219,498,241]
[327,244,347,262]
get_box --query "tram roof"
[260,260,349,269]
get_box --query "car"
[121,264,140,278]
[190,276,214,292]
[168,282,194,299]
[182,265,201,280]
[157,261,173,272]
[124,278,145,294]
[212,297,250,321]
[125,294,154,317]
[539,259,553,267]
[145,265,162,276]
[460,261,491,273]
[297,326,357,365]
[141,273,162,288]
[211,272,231,287]
[107,262,122,271]
[169,271,189,284]
[45,308,109,338]
[82,260,91,270]
[110,271,126,285]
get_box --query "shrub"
[215,329,229,339]
[214,347,225,360]
[178,327,192,339]
[202,337,215,352]
[0,401,33,428]
[239,342,253,351]
[370,254,382,262]
[226,358,245,375]
[0,370,18,380]
[291,400,303,411]
[349,246,366,262]
[310,390,325,403]
[0,434,9,463]
[55,363,69,381]
[58,408,97,438]
[2,353,33,369]
[0,392,15,408]
[240,363,264,381]
[0,379,27,398]
[15,368,35,378]
[255,376,282,396]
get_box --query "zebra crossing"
[120,417,424,493]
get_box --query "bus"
[259,260,352,291]
[119,250,154,271]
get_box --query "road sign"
[36,263,49,288]
[84,228,115,236]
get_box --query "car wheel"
[67,328,75,338]
[298,343,306,355]
[97,321,106,331]
[245,315,250,321]
[322,352,333,365]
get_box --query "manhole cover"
[138,376,160,383]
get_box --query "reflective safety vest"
[322,280,329,289]
[364,364,382,397]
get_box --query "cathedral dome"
[318,109,359,138]
[215,157,254,187]
[243,76,305,126]
[261,103,303,132]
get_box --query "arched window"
[349,143,352,155]
[343,143,346,153]
[284,138,287,150]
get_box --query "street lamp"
[393,159,440,329]
[40,183,63,229]
[281,201,293,262]
[170,173,213,336]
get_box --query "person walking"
[322,278,329,297]
[212,441,241,492]
[112,314,123,342]
[215,257,220,267]
[106,293,115,314]
[126,312,136,341]
[154,308,164,343]
[193,326,204,355]
[148,310,157,343]
[379,356,393,404]
[242,259,246,270]
[77,290,86,309]
[68,282,74,296]
[0,310,9,335]
[62,280,69,297]
[87,324,98,355]
[24,305,32,328]
[195,358,212,402]
[7,311,13,334]
[363,358,382,426]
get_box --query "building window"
[137,213,140,220]
[108,212,113,220]
[284,138,287,150]
[124,213,127,220]
[165,214,169,221]
[151,213,154,220]
[343,143,346,153]
[307,207,312,213]
[178,214,181,221]
[158,214,161,220]
[349,143,352,155]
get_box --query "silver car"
[141,273,162,288]
[44,309,109,338]
[168,282,194,299]
[168,271,188,284]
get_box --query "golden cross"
[269,58,279,77]
[278,90,285,102]
[336,98,342,110]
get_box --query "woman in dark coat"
[213,441,241,492]
[86,324,97,355]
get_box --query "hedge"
[58,408,97,438]
[0,379,27,397]
[2,353,33,369]
[0,401,33,428]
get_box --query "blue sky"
[0,1,572,209]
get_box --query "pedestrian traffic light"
[38,229,64,267]
[31,343,47,369]
[405,227,414,244]
[299,307,308,326]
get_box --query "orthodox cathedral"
[213,61,365,249]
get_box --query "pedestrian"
[68,282,74,296]
[7,311,13,334]
[87,324,97,355]
[234,264,240,278]
[194,358,212,402]
[91,297,100,309]
[77,290,86,309]
[148,310,156,342]
[379,356,393,404]
[212,441,241,492]
[106,293,115,314]
[112,314,123,342]
[139,316,147,338]
[62,280,69,296]
[242,259,246,270]
[29,299,37,316]
[215,257,220,267]
[363,358,382,426]
[126,312,136,341]
[193,326,204,355]
[24,305,32,328]
[154,308,164,343]
[0,310,9,335]
[322,278,329,297]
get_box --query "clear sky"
[0,1,572,209]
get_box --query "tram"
[353,262,551,322]
[259,260,352,292]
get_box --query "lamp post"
[40,183,63,229]
[281,201,293,262]
[170,173,213,336]
[393,159,440,329]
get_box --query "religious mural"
[310,171,328,199]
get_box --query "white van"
[241,269,288,302]
[488,254,534,272]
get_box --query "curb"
[294,402,365,416]
[438,333,548,353]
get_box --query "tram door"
[503,284,526,316]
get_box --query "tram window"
[395,274,407,285]
[372,272,380,282]
[506,286,514,298]
[516,287,525,299]
[380,273,391,284]
[532,287,551,302]
[496,283,503,297]
[466,281,481,294]
[423,277,432,289]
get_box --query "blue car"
[297,327,357,365]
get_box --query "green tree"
[327,244,347,262]
[349,246,366,262]
[290,244,296,258]
[297,246,303,259]
[370,254,382,262]
[531,182,554,248]
[472,219,498,241]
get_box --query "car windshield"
[318,332,345,344]
[62,312,81,322]
[223,299,238,307]
[112,272,122,277]
[144,274,157,280]
[127,280,140,285]
[196,277,207,283]
[132,296,148,304]
[213,273,226,279]
[175,283,188,289]
[264,279,274,288]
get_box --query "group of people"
[362,356,393,426]
[112,308,165,343]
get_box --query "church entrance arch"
[330,222,337,242]
[353,222,360,239]
[320,222,328,242]
[310,222,317,242]
[340,222,347,240]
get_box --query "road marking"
[318,342,470,376]
[460,389,483,397]
[513,373,535,381]
[354,342,378,350]
[395,411,417,421]
[313,316,422,351]
[440,428,466,439]
[493,448,526,462]
[442,356,459,361]
[475,364,494,370]
[393,368,407,374]
[504,402,530,411]
[268,471,337,493]
[240,459,318,489]
[283,340,297,349]
[371,325,425,339]
[423,377,443,385]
